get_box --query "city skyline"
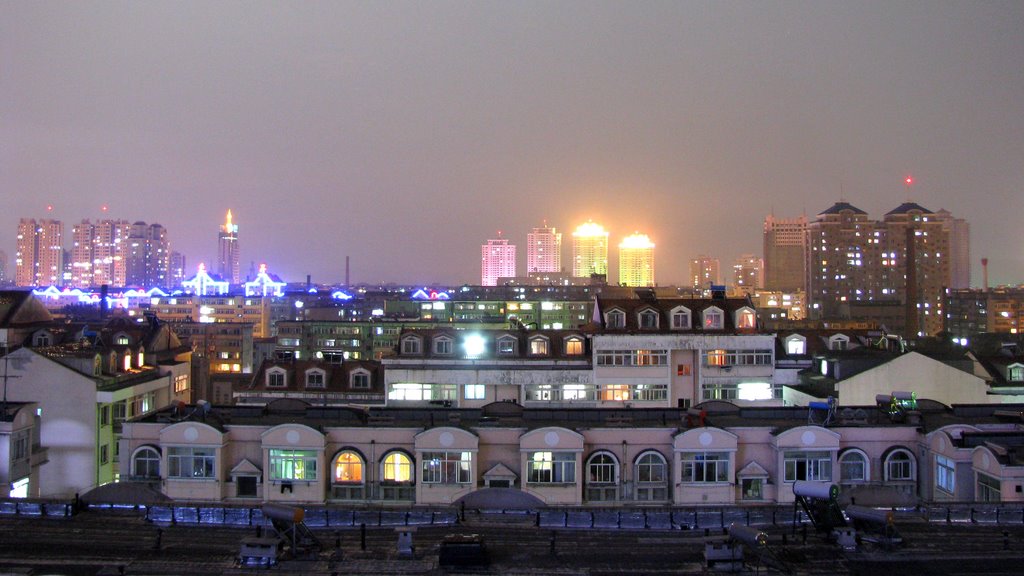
[3,2,1022,286]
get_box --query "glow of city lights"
[619,233,655,249]
[572,220,608,238]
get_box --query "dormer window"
[735,307,756,330]
[497,336,518,356]
[564,336,584,356]
[670,307,691,330]
[638,309,659,329]
[784,334,807,355]
[1009,364,1024,382]
[529,336,550,356]
[115,333,131,346]
[306,369,326,389]
[400,335,422,355]
[33,332,51,347]
[829,334,849,351]
[350,369,371,389]
[267,368,287,388]
[605,309,626,329]
[703,307,724,329]
[433,336,453,356]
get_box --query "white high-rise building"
[527,224,562,274]
[481,235,516,286]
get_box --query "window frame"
[421,451,473,484]
[167,446,217,479]
[884,448,916,482]
[638,309,659,329]
[702,307,724,329]
[529,336,550,356]
[266,368,287,388]
[604,309,626,329]
[783,450,833,482]
[680,451,729,483]
[433,336,453,356]
[936,454,955,494]
[269,449,319,482]
[838,449,869,483]
[332,450,365,485]
[527,451,576,485]
[131,446,161,479]
[670,306,692,330]
[496,336,518,356]
[305,369,326,389]
[400,335,422,355]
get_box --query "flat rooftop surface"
[2,508,1024,575]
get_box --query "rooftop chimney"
[982,258,989,291]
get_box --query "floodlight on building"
[464,334,486,358]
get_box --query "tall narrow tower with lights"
[618,233,655,286]
[217,210,240,285]
[481,232,516,286]
[571,221,609,279]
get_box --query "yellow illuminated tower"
[619,233,655,286]
[217,210,240,285]
[571,220,609,279]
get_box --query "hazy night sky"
[3,1,1022,286]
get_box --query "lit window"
[736,308,756,329]
[530,337,549,355]
[527,452,576,484]
[785,335,806,355]
[464,384,485,400]
[270,449,318,481]
[382,452,413,483]
[564,337,584,356]
[333,451,364,484]
[421,451,472,484]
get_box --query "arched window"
[884,448,916,481]
[331,450,365,500]
[585,452,619,502]
[380,451,415,501]
[132,446,161,479]
[564,336,584,356]
[635,451,668,501]
[839,449,869,483]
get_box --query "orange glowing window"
[334,451,364,484]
